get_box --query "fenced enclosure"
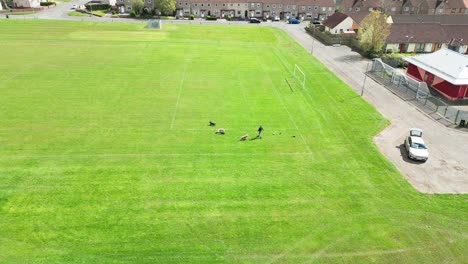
[369,59,468,126]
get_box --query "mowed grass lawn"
[0,20,466,263]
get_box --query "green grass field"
[0,20,466,263]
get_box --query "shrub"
[130,10,136,17]
[205,15,217,21]
[189,14,194,20]
[40,2,55,6]
[227,15,232,21]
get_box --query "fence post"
[424,95,429,105]
[444,106,448,117]
[415,86,420,99]
[454,110,460,124]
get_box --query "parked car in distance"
[289,18,300,24]
[274,16,280,21]
[404,128,428,162]
[71,4,78,9]
[249,18,261,23]
[311,19,321,25]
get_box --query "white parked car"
[404,128,428,162]
[71,4,78,9]
[274,16,280,21]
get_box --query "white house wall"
[328,17,354,34]
[13,0,40,7]
[424,43,433,52]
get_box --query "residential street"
[3,10,467,193]
[279,24,468,194]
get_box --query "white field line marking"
[268,49,313,154]
[0,152,312,159]
[170,63,189,129]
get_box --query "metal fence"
[370,59,468,126]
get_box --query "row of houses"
[138,0,468,19]
[8,0,468,19]
[322,13,468,54]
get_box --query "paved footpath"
[2,13,467,193]
[279,24,468,194]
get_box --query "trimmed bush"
[130,10,136,17]
[189,14,194,20]
[205,15,217,21]
[40,2,55,6]
[85,4,110,11]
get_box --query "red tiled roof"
[322,12,349,28]
[387,22,468,43]
[185,0,334,5]
[390,14,468,24]
[445,0,468,8]
[347,12,368,24]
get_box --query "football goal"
[147,19,162,29]
[293,64,306,89]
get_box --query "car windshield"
[411,142,427,149]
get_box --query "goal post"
[293,64,306,89]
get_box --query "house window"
[207,3,210,6]
[308,6,311,10]
[230,3,233,7]
[451,8,457,13]
[302,6,305,10]
[185,2,188,5]
[355,7,360,11]
[293,5,296,9]
[314,6,318,10]
[237,10,240,14]
[438,8,444,13]
[328,7,332,11]
[194,3,197,7]
[215,3,218,7]
[348,7,352,12]
[256,11,261,15]
[286,5,290,9]
[127,6,131,10]
[437,43,442,48]
[266,4,269,8]
[238,4,240,6]
[257,3,260,7]
[178,2,181,5]
[369,7,373,11]
[417,43,424,51]
[251,3,254,7]
[222,3,225,7]
[278,4,282,8]
[272,4,276,8]
[391,7,396,11]
[323,7,326,11]
[404,7,409,11]
[214,10,219,14]
[201,3,203,7]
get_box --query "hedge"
[85,4,111,11]
[205,16,217,20]
[40,2,55,6]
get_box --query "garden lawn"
[0,20,466,263]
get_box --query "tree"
[130,0,144,15]
[155,0,175,16]
[358,10,391,57]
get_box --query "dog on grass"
[215,128,225,134]
[209,121,216,126]
[239,134,249,141]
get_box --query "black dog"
[209,121,216,126]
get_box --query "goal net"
[293,64,306,89]
[147,19,162,29]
